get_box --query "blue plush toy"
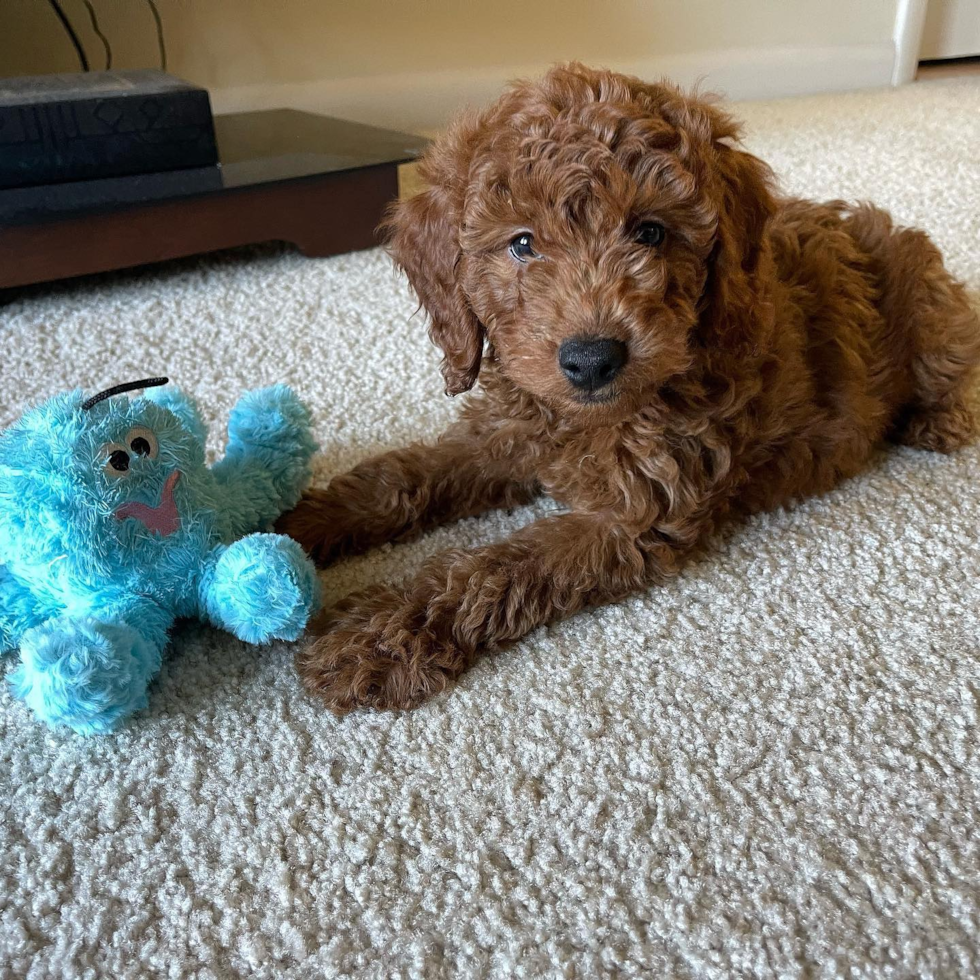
[0,377,321,735]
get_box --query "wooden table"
[0,109,428,289]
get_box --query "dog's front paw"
[275,490,351,565]
[296,586,464,713]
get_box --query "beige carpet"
[2,77,979,979]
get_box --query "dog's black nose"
[558,338,628,391]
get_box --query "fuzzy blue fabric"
[0,383,321,735]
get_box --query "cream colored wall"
[921,0,980,59]
[2,0,903,132]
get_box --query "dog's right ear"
[381,137,484,396]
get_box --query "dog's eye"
[636,222,666,247]
[509,233,536,262]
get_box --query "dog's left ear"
[381,129,485,396]
[700,124,778,353]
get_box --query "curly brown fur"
[279,64,980,713]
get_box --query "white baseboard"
[210,43,897,134]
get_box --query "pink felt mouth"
[114,470,181,537]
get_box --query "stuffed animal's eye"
[509,233,536,262]
[636,222,666,247]
[125,426,158,460]
[101,443,131,478]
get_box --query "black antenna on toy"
[82,377,169,411]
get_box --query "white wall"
[921,0,980,59]
[2,0,906,132]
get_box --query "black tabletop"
[216,109,427,185]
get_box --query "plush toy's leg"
[210,386,317,534]
[0,565,49,655]
[198,534,321,644]
[8,598,173,735]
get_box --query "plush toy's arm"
[8,592,174,735]
[197,534,320,644]
[210,386,317,536]
[0,564,51,655]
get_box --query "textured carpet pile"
[1,78,979,979]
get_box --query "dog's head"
[385,63,776,424]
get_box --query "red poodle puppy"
[279,64,980,712]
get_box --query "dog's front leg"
[276,435,539,564]
[297,511,688,712]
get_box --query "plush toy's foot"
[9,616,162,735]
[206,534,321,644]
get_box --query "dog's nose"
[558,338,628,391]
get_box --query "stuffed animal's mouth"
[114,470,181,537]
